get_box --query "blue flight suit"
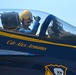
[18,21,40,35]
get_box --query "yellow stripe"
[0,31,76,48]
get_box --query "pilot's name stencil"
[6,40,47,51]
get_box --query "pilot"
[19,10,41,35]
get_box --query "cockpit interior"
[0,9,76,41]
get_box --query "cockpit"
[0,9,76,42]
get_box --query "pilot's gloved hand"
[34,16,41,22]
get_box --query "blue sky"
[0,0,76,27]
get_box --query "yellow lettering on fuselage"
[28,44,47,51]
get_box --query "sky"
[0,0,76,27]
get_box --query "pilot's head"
[20,10,33,28]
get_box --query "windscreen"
[46,16,76,41]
